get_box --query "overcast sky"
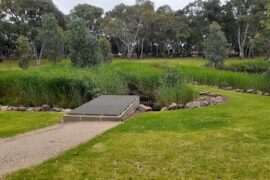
[52,0,193,14]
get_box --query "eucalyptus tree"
[15,36,32,69]
[203,22,228,68]
[102,3,148,59]
[67,19,102,68]
[230,0,253,59]
[0,0,66,65]
[42,14,65,63]
[256,4,270,59]
[70,4,104,37]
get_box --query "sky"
[52,0,193,14]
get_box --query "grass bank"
[6,86,270,179]
[0,112,63,138]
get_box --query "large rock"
[161,107,168,111]
[17,106,27,111]
[52,108,62,112]
[257,91,263,95]
[264,92,270,96]
[137,104,153,112]
[0,106,8,111]
[62,109,72,113]
[246,89,255,93]
[41,104,51,112]
[26,108,34,112]
[7,106,17,111]
[168,103,177,110]
[33,107,41,112]
[185,101,202,109]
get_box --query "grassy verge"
[0,112,63,138]
[6,86,270,179]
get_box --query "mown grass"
[6,86,270,179]
[0,112,63,138]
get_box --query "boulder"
[52,108,62,112]
[62,109,72,113]
[7,106,17,111]
[33,107,41,112]
[26,108,34,112]
[17,106,27,111]
[161,107,168,111]
[137,104,153,112]
[168,103,177,110]
[185,101,201,109]
[240,89,245,93]
[214,96,224,104]
[235,89,241,92]
[264,92,270,96]
[41,104,51,111]
[257,91,263,95]
[200,100,210,107]
[0,106,8,111]
[246,89,255,93]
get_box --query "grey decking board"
[68,95,139,116]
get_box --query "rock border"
[137,92,227,112]
[192,81,270,96]
[0,104,71,113]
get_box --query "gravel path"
[0,121,120,177]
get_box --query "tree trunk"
[140,41,144,59]
[237,24,249,59]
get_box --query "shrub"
[156,85,196,107]
[99,38,113,64]
[203,22,228,69]
[223,61,270,73]
[15,36,32,69]
[42,14,64,63]
[161,67,181,87]
[68,19,102,68]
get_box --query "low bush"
[223,61,270,73]
[155,85,196,107]
[178,65,270,92]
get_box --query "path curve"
[0,121,120,177]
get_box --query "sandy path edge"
[0,121,121,178]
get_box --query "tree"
[42,14,64,63]
[15,36,32,69]
[203,22,228,68]
[99,38,113,64]
[0,0,66,65]
[67,19,102,68]
[70,4,104,37]
[102,4,143,59]
[256,4,270,59]
[231,0,253,59]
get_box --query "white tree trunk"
[237,24,249,59]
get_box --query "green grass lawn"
[6,86,270,179]
[0,112,63,138]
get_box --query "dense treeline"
[0,0,269,64]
